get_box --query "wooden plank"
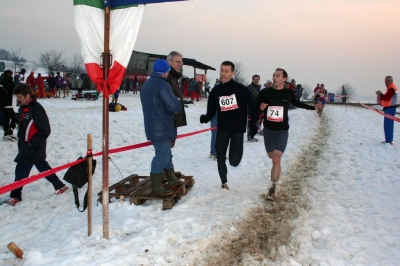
[97,174,139,196]
[163,199,175,210]
[122,177,151,196]
[98,172,195,210]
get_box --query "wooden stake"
[87,134,93,236]
[102,4,111,240]
[7,242,23,259]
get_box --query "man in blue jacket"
[140,60,183,196]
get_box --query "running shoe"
[209,153,216,158]
[248,138,259,142]
[55,185,69,195]
[221,183,229,190]
[1,198,20,206]
[266,186,275,201]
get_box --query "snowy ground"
[0,93,399,265]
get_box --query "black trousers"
[215,129,244,184]
[2,107,18,136]
[10,160,65,200]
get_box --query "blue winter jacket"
[140,73,182,141]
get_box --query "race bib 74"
[267,106,284,122]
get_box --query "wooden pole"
[102,4,111,239]
[7,242,23,259]
[87,134,93,236]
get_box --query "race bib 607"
[219,94,238,111]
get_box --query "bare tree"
[302,84,312,100]
[9,47,26,73]
[335,83,356,102]
[36,49,68,74]
[232,61,248,85]
[69,52,84,73]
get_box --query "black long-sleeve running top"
[205,79,258,134]
[256,87,315,131]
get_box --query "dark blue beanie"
[153,59,170,74]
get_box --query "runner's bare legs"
[266,150,282,200]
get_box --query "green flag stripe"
[73,0,104,9]
[73,0,138,9]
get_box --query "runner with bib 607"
[256,68,322,201]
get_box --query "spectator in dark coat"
[2,84,68,206]
[132,76,138,94]
[125,76,131,94]
[0,70,18,140]
[140,59,183,197]
[48,73,56,98]
[341,85,347,104]
[166,51,187,127]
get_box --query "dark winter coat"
[247,83,260,99]
[0,71,15,107]
[15,99,51,164]
[48,76,56,88]
[166,67,187,127]
[140,72,181,141]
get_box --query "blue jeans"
[384,107,396,143]
[10,161,65,200]
[151,140,173,174]
[210,114,218,155]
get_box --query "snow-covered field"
[0,93,399,265]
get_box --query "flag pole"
[102,3,111,239]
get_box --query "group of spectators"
[8,69,74,99]
[182,78,202,101]
[123,76,139,94]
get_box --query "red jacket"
[27,73,35,88]
[35,76,49,90]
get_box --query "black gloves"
[249,123,258,138]
[200,115,210,124]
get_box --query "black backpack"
[64,157,97,212]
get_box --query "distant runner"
[256,68,322,201]
[315,84,326,117]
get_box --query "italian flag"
[73,0,185,97]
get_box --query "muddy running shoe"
[1,198,20,206]
[221,183,229,190]
[55,185,69,195]
[266,186,276,201]
[381,141,394,145]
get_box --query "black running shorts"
[263,128,289,153]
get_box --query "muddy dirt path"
[194,115,330,265]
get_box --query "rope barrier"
[349,96,400,123]
[0,127,217,196]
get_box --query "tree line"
[0,47,84,75]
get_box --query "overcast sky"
[1,0,399,97]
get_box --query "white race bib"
[219,94,238,111]
[267,106,284,122]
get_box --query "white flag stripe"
[74,5,145,68]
